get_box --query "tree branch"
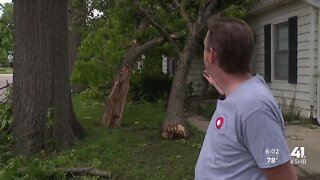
[204,0,219,21]
[62,166,111,178]
[135,37,165,53]
[195,0,219,33]
[172,0,193,33]
[133,0,180,56]
[122,37,165,67]
[0,80,12,91]
[196,0,207,24]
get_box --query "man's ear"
[209,48,218,64]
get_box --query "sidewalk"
[186,115,320,179]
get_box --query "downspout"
[317,7,320,124]
[310,7,315,120]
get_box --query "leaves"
[0,2,13,64]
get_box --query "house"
[162,55,207,96]
[162,0,320,124]
[247,0,320,124]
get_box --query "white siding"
[162,56,168,74]
[187,58,205,96]
[247,0,314,118]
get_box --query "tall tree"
[133,0,256,138]
[161,0,256,138]
[160,0,218,138]
[13,0,85,156]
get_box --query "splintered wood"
[102,65,132,127]
[162,123,188,139]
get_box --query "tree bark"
[13,0,85,156]
[68,29,80,76]
[102,38,164,128]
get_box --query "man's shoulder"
[236,79,278,119]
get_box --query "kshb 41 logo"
[291,147,307,165]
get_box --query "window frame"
[272,21,290,82]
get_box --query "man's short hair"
[206,16,254,74]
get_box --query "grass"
[0,67,12,74]
[0,96,205,179]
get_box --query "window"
[274,22,289,80]
[162,55,176,77]
[264,16,297,84]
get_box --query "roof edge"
[248,0,304,15]
[303,0,320,8]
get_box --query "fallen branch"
[62,166,111,178]
[0,80,12,91]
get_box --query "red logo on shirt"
[216,117,224,129]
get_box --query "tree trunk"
[161,32,199,139]
[13,0,85,156]
[68,29,80,76]
[102,37,164,128]
[160,0,220,139]
[67,1,81,76]
[102,65,132,127]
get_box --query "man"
[195,17,297,180]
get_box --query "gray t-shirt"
[195,74,291,180]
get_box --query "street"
[0,74,13,101]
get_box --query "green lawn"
[0,67,13,74]
[0,96,205,179]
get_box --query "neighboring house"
[162,55,207,95]
[247,0,320,123]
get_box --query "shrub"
[71,59,114,89]
[129,71,172,102]
[0,86,13,163]
[79,87,106,104]
[0,86,13,138]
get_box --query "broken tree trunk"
[102,37,164,128]
[102,65,132,127]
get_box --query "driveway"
[286,125,320,176]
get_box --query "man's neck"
[218,73,252,96]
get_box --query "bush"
[0,86,13,163]
[0,86,13,138]
[79,87,106,105]
[195,100,216,119]
[71,59,114,89]
[129,71,172,102]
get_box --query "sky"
[0,0,11,4]
[0,0,11,16]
